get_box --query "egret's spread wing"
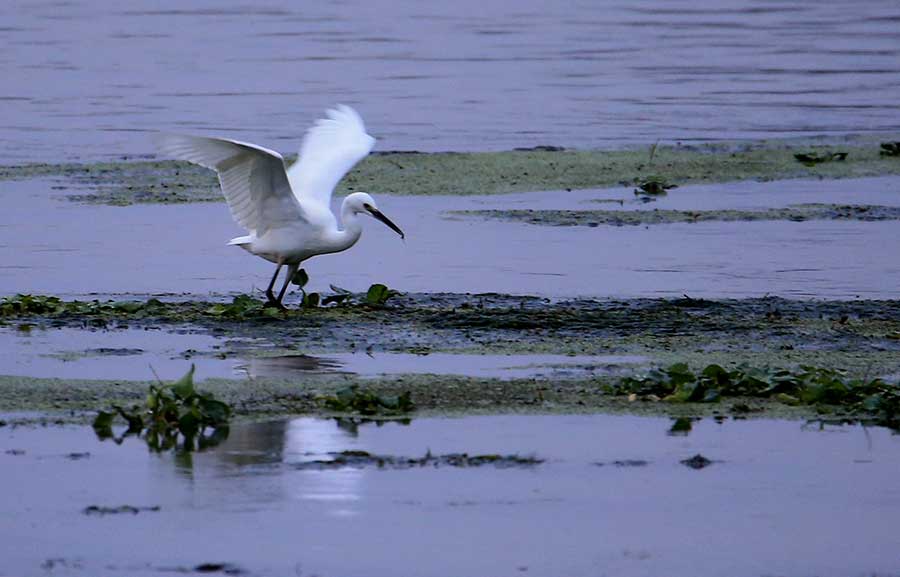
[156,134,307,235]
[286,105,375,212]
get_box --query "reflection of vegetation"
[294,449,542,470]
[93,366,231,452]
[320,385,414,416]
[668,417,694,436]
[613,363,900,430]
[334,416,412,436]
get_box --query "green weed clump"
[612,363,899,429]
[93,365,231,452]
[319,384,414,416]
[0,294,166,318]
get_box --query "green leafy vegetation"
[205,294,283,319]
[793,151,848,166]
[0,294,168,318]
[365,283,400,306]
[92,365,232,452]
[1,285,402,323]
[612,363,900,429]
[319,384,414,416]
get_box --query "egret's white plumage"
[156,105,404,307]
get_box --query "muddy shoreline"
[2,294,897,423]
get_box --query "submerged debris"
[794,151,848,166]
[293,450,543,470]
[83,505,161,516]
[192,563,246,575]
[879,142,900,157]
[595,459,650,467]
[680,454,714,469]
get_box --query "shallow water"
[3,0,900,163]
[0,326,643,380]
[2,177,899,299]
[2,414,898,577]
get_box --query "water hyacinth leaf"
[329,284,352,295]
[666,363,696,387]
[366,283,398,306]
[700,364,731,387]
[304,292,320,308]
[197,397,231,424]
[171,365,196,399]
[291,268,309,287]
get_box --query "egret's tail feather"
[228,235,254,251]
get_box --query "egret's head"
[345,192,405,239]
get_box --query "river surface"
[2,414,899,577]
[3,0,900,163]
[3,176,899,300]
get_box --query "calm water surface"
[2,415,899,577]
[2,177,899,299]
[2,0,900,162]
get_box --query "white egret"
[156,105,404,308]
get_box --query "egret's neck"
[332,199,363,251]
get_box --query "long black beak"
[368,207,405,239]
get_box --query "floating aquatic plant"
[93,365,231,452]
[319,384,414,416]
[613,363,900,430]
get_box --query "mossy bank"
[3,137,900,205]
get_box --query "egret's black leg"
[265,263,283,306]
[276,264,300,307]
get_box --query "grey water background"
[3,0,900,163]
